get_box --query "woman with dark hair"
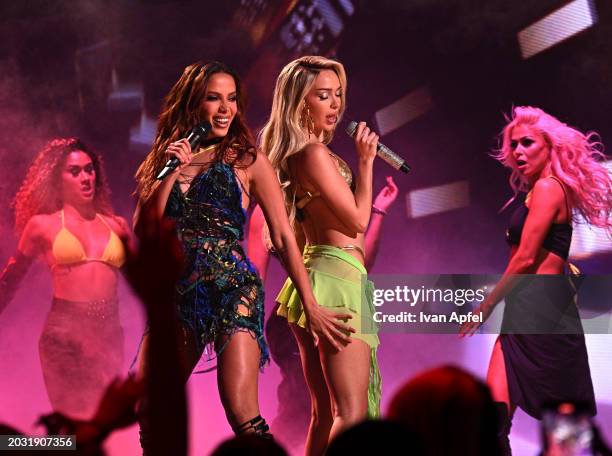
[134,61,350,443]
[0,137,129,419]
[461,106,612,454]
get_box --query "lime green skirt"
[276,244,381,418]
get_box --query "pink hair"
[494,106,612,232]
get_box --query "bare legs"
[292,323,370,456]
[487,337,512,409]
[137,325,265,453]
[216,331,262,430]
[292,324,333,456]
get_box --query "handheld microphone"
[156,121,212,180]
[345,121,411,174]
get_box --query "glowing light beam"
[518,0,597,59]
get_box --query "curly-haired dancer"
[461,107,612,454]
[0,138,130,419]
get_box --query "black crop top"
[505,178,572,260]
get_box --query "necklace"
[186,143,221,168]
[190,143,219,160]
[177,143,222,186]
[177,173,196,185]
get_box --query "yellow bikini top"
[52,210,125,269]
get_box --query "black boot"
[136,398,150,455]
[232,415,273,440]
[495,402,512,456]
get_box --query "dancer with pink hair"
[461,106,612,455]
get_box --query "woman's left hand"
[459,303,493,337]
[373,176,399,212]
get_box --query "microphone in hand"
[346,121,411,174]
[156,121,212,180]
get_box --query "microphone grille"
[345,121,358,137]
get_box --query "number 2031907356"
[0,435,76,450]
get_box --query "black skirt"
[500,275,596,419]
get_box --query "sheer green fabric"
[276,245,381,418]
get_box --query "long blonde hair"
[258,56,347,234]
[494,106,612,233]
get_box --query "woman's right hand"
[304,301,356,351]
[166,138,194,173]
[353,121,379,163]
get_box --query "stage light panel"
[129,111,157,150]
[518,0,597,59]
[406,180,470,219]
[374,86,433,136]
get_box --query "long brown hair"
[13,138,113,235]
[135,61,256,201]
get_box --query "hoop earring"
[301,101,314,137]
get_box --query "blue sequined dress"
[164,161,269,368]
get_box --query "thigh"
[215,330,261,379]
[215,331,262,425]
[318,336,371,414]
[137,323,203,384]
[291,324,331,411]
[214,274,267,359]
[487,336,512,410]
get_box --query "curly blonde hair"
[13,138,113,235]
[495,106,612,232]
[258,55,347,234]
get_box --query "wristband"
[372,205,387,216]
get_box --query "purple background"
[0,1,611,454]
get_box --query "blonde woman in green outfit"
[260,55,381,456]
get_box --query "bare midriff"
[51,262,119,302]
[300,202,366,265]
[509,245,566,274]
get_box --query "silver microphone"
[346,121,411,174]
